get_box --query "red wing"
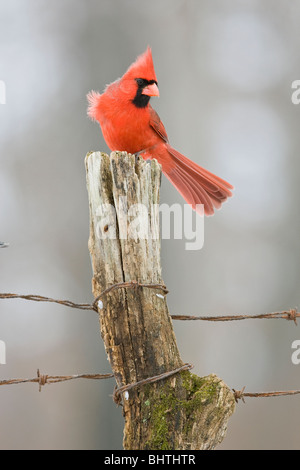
[149,107,169,143]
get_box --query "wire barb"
[233,387,246,403]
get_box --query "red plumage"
[87,47,233,215]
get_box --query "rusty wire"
[1,367,300,406]
[1,283,300,402]
[0,288,298,324]
[0,293,94,310]
[171,309,299,325]
[0,365,193,398]
[232,386,300,403]
[112,363,193,404]
[0,369,114,392]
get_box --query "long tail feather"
[163,145,233,216]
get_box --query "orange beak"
[142,82,159,97]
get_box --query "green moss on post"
[140,372,235,450]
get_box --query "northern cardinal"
[87,47,233,215]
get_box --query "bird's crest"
[122,47,157,83]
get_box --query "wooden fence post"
[85,150,235,450]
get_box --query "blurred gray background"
[0,0,300,450]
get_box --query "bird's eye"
[136,78,145,87]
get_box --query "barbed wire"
[0,370,114,392]
[0,293,94,310]
[0,287,298,324]
[1,367,300,405]
[232,387,300,403]
[171,309,299,325]
[113,363,193,404]
[1,282,300,403]
[0,365,193,398]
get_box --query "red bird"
[87,47,233,215]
